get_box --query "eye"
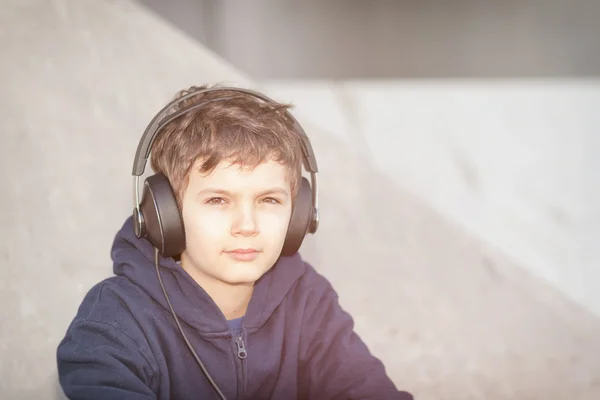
[262,197,281,205]
[206,197,227,206]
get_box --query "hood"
[110,216,307,334]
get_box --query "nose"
[231,202,259,237]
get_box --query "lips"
[228,248,258,254]
[226,248,260,262]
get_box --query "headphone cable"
[154,248,227,400]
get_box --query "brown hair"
[150,84,304,205]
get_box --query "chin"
[222,260,274,285]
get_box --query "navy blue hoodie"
[57,217,413,399]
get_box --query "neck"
[209,281,254,320]
[180,259,254,320]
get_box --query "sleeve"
[57,319,158,400]
[299,272,414,400]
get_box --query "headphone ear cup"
[281,177,313,257]
[136,172,186,257]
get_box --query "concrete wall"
[2,1,600,399]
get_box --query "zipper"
[235,334,247,359]
[233,331,247,397]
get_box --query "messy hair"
[150,84,304,205]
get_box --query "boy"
[56,85,413,399]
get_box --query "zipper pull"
[235,335,247,359]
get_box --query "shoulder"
[299,259,332,289]
[64,276,149,338]
[58,276,158,365]
[290,254,339,305]
[57,278,159,389]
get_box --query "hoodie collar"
[111,217,306,334]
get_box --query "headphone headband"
[131,86,318,177]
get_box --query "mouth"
[227,248,259,254]
[225,248,260,261]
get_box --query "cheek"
[181,206,230,244]
[260,206,292,237]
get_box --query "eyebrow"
[198,187,290,198]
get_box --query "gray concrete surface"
[2,1,600,399]
[138,0,600,79]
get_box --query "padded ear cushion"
[138,172,186,257]
[281,177,313,257]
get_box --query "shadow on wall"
[137,0,600,79]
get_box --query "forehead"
[189,158,290,191]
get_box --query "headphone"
[131,86,320,258]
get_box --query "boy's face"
[179,158,293,288]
